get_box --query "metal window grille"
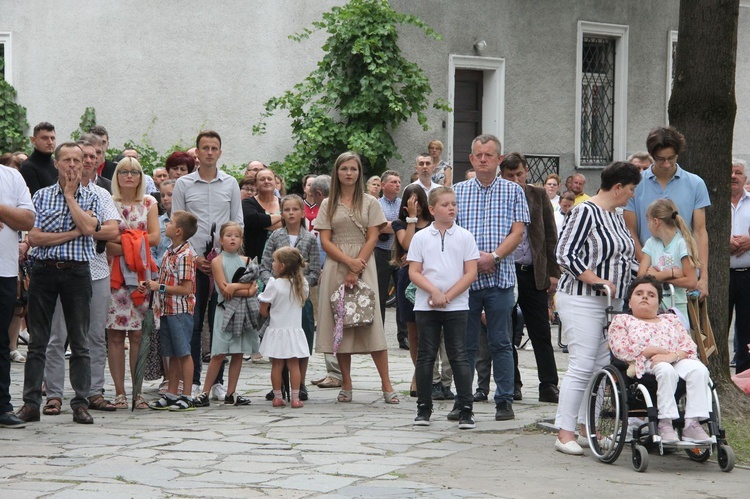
[580,36,615,166]
[0,43,5,81]
[526,155,560,186]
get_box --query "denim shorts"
[160,313,194,358]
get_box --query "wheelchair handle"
[664,283,676,309]
[592,282,612,308]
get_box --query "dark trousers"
[475,322,491,394]
[23,263,91,409]
[415,310,472,409]
[0,277,16,413]
[729,269,750,374]
[192,270,224,385]
[512,266,559,388]
[375,247,407,341]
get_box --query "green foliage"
[253,0,450,186]
[70,107,98,141]
[0,78,29,154]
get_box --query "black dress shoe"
[431,383,445,400]
[0,412,27,428]
[15,404,40,422]
[72,406,94,424]
[299,385,309,401]
[473,390,488,402]
[538,384,560,403]
[398,338,410,350]
[513,386,523,401]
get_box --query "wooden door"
[453,69,483,181]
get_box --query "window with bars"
[579,36,615,166]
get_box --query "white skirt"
[259,327,310,359]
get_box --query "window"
[0,32,11,85]
[575,22,628,168]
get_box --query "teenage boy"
[140,210,199,412]
[407,187,479,429]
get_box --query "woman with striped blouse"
[553,161,642,455]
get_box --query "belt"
[39,259,88,269]
[515,263,533,272]
[731,267,750,272]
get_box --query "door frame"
[448,55,505,166]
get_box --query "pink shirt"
[608,313,698,378]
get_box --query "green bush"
[0,78,29,154]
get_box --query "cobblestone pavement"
[2,318,747,498]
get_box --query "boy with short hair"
[140,210,199,411]
[407,187,479,429]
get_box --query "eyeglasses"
[118,170,142,177]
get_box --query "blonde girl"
[259,195,321,401]
[194,221,258,407]
[259,247,310,408]
[638,199,701,318]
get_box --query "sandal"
[134,395,149,410]
[113,394,128,409]
[337,389,352,403]
[88,395,117,412]
[383,391,400,404]
[42,397,62,416]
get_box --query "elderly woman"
[165,151,196,181]
[242,168,282,260]
[553,161,641,455]
[366,175,381,198]
[428,140,452,186]
[608,275,711,444]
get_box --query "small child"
[194,222,258,407]
[638,199,701,318]
[259,247,310,408]
[260,194,321,400]
[141,210,198,411]
[407,187,479,429]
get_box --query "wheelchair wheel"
[585,365,628,464]
[718,445,735,472]
[632,444,649,472]
[685,446,711,462]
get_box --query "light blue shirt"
[625,165,710,244]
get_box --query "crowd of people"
[0,123,745,448]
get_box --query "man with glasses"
[624,126,711,298]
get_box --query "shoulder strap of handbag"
[345,208,367,237]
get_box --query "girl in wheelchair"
[608,275,712,444]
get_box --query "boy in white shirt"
[407,187,479,429]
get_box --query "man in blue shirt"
[454,134,530,421]
[624,126,710,298]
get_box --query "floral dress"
[106,195,157,330]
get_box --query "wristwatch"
[159,283,167,294]
[405,217,418,224]
[94,220,102,232]
[492,252,501,265]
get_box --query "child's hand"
[138,280,156,293]
[428,291,448,308]
[223,283,236,300]
[671,267,684,279]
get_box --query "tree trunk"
[668,0,748,411]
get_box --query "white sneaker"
[191,384,201,398]
[210,383,227,401]
[64,349,72,359]
[10,350,26,363]
[18,329,29,344]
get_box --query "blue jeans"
[0,277,16,413]
[466,286,515,405]
[415,310,472,409]
[23,262,92,410]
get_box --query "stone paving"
[2,319,747,498]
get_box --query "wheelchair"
[582,285,735,473]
